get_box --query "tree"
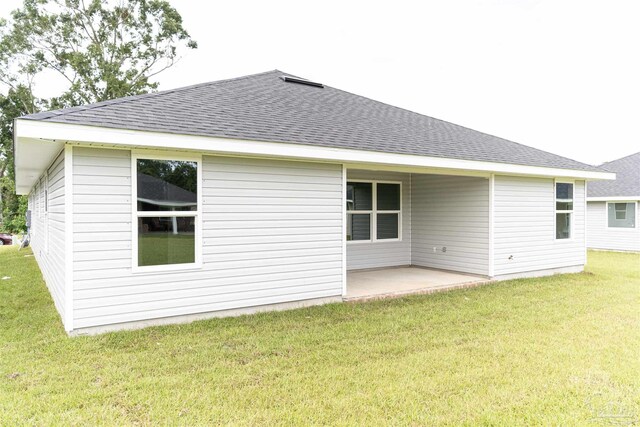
[0,0,196,233]
[0,86,40,233]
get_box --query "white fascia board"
[15,119,617,181]
[587,196,640,202]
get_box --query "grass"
[138,233,195,266]
[0,249,638,426]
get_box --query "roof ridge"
[25,69,281,120]
[324,81,598,170]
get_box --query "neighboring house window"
[133,155,201,270]
[346,181,401,241]
[555,182,573,239]
[607,202,636,228]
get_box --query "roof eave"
[14,119,615,190]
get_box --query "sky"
[2,0,639,166]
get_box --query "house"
[586,152,640,252]
[13,70,614,335]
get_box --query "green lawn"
[0,248,638,425]
[138,233,195,267]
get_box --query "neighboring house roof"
[588,152,640,199]
[20,70,603,173]
[137,173,197,208]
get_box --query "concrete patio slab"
[345,266,490,301]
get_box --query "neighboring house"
[587,152,640,252]
[13,70,614,334]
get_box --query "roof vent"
[280,75,324,88]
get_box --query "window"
[346,181,401,242]
[133,155,201,270]
[555,182,573,239]
[608,202,636,228]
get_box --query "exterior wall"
[346,170,411,270]
[72,147,343,330]
[411,174,490,276]
[28,149,66,321]
[587,201,640,251]
[493,176,586,276]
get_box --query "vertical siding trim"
[44,171,49,253]
[130,154,138,270]
[583,181,588,264]
[341,165,347,296]
[64,144,74,332]
[488,174,495,277]
[409,173,412,263]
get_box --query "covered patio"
[345,266,489,301]
[344,167,492,300]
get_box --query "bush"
[0,177,27,234]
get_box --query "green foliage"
[0,0,196,232]
[138,233,195,267]
[0,0,197,107]
[137,159,197,193]
[0,249,638,424]
[0,177,27,233]
[0,87,36,233]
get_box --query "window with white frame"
[346,181,401,241]
[555,182,573,239]
[133,156,200,269]
[607,202,636,228]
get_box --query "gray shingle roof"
[22,70,603,172]
[588,152,640,198]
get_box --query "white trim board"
[14,120,615,195]
[587,196,640,202]
[488,174,495,278]
[63,144,74,332]
[341,164,347,297]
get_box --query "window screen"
[377,213,399,240]
[346,182,372,211]
[377,183,400,211]
[347,214,371,241]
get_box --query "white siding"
[29,150,66,322]
[346,170,411,270]
[493,176,586,276]
[411,174,490,276]
[72,147,343,329]
[587,201,640,251]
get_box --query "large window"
[607,202,636,228]
[133,155,201,270]
[346,181,401,242]
[555,182,573,239]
